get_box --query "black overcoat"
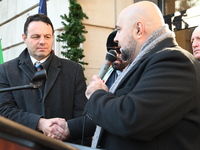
[0,49,87,130]
[80,37,200,150]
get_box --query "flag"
[38,0,47,16]
[0,38,4,64]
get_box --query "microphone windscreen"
[106,50,117,62]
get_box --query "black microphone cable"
[81,115,86,145]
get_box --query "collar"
[30,55,50,65]
[116,70,122,76]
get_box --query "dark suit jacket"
[81,37,200,150]
[0,48,87,130]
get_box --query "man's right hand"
[37,118,69,141]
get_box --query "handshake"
[37,117,69,141]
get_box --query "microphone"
[98,50,117,79]
[0,69,47,93]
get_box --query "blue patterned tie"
[35,61,43,71]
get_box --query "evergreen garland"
[56,0,89,69]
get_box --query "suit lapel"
[18,49,36,81]
[43,55,61,100]
[103,67,114,83]
[117,59,141,88]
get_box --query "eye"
[31,35,39,39]
[45,35,51,39]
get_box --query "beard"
[112,59,128,71]
[121,36,137,63]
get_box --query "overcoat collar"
[115,37,178,92]
[18,48,61,99]
[18,48,36,81]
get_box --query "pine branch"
[56,0,89,70]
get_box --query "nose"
[114,33,118,43]
[39,36,46,45]
[114,37,118,43]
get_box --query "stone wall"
[0,0,133,84]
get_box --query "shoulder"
[0,57,19,68]
[59,58,82,70]
[148,45,195,64]
[52,54,82,68]
[56,58,84,75]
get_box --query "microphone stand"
[0,83,41,93]
[0,69,47,93]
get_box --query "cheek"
[47,39,53,45]
[49,40,53,46]
[195,53,200,60]
[26,41,38,50]
[118,35,125,45]
[27,41,35,47]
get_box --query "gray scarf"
[109,24,175,93]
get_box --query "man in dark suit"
[103,30,128,89]
[83,1,200,150]
[0,14,87,141]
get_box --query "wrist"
[37,118,45,132]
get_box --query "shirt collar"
[116,70,122,76]
[30,55,49,65]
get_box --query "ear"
[22,34,27,42]
[135,22,144,38]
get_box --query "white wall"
[0,0,70,62]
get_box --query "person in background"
[0,14,88,143]
[191,26,200,61]
[103,30,128,89]
[83,1,200,150]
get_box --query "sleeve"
[67,116,96,140]
[0,64,42,129]
[73,64,88,118]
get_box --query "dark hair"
[23,14,54,36]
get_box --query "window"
[159,0,200,53]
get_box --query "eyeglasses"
[108,47,121,54]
